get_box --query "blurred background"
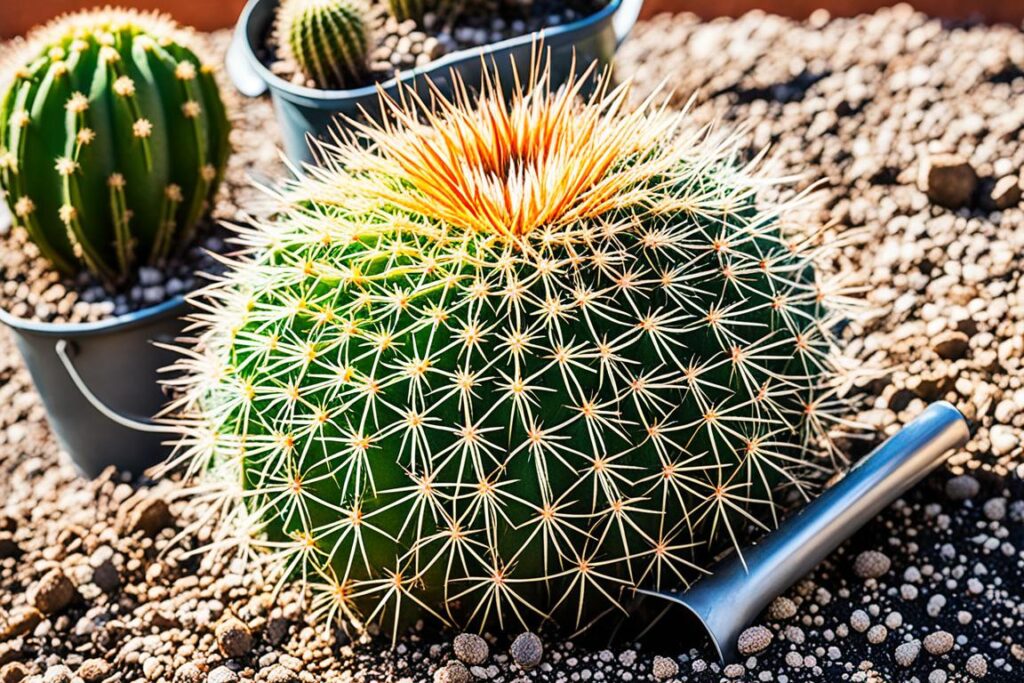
[2,0,1022,38]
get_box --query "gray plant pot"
[226,0,644,164]
[0,298,186,477]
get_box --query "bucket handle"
[55,339,173,434]
[226,0,268,98]
[613,0,644,47]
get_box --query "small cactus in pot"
[171,62,853,639]
[275,0,370,90]
[0,8,231,288]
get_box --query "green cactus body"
[0,9,230,286]
[175,67,850,637]
[277,0,368,90]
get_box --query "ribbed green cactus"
[173,65,851,638]
[0,8,230,286]
[276,0,369,90]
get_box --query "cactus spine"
[173,63,853,638]
[276,0,369,90]
[0,8,231,286]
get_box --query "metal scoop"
[636,401,970,662]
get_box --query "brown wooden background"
[2,0,1021,40]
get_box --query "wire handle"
[55,339,174,434]
[613,0,644,47]
[226,0,268,98]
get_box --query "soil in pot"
[0,221,229,325]
[263,0,611,90]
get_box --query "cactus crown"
[171,62,852,640]
[0,8,231,287]
[276,0,369,90]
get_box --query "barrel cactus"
[172,64,850,638]
[0,8,230,287]
[276,0,369,89]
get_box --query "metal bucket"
[0,298,186,477]
[225,0,645,164]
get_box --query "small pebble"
[76,660,109,683]
[510,632,543,670]
[895,640,921,667]
[453,633,489,666]
[767,596,797,620]
[945,475,980,501]
[652,656,679,680]
[29,569,76,615]
[867,625,888,644]
[965,654,987,678]
[173,663,206,683]
[433,662,470,683]
[853,550,892,579]
[923,631,954,655]
[208,667,239,683]
[982,497,1006,521]
[216,617,253,658]
[737,626,773,655]
[850,609,870,632]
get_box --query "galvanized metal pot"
[225,0,645,164]
[0,298,186,478]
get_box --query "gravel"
[853,549,892,579]
[433,661,471,683]
[215,618,254,659]
[0,7,1022,683]
[923,630,955,656]
[452,633,489,665]
[26,569,75,616]
[651,655,679,679]
[896,640,922,667]
[510,632,544,670]
[967,653,990,678]
[946,474,982,500]
[920,153,979,209]
[736,626,773,655]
